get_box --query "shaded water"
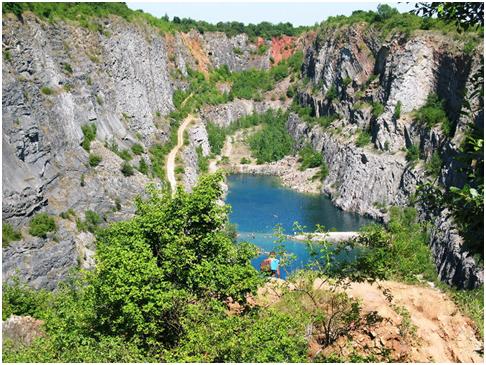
[226,174,373,277]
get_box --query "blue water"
[226,174,373,278]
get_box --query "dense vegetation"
[318,3,483,41]
[2,2,310,39]
[247,110,293,164]
[2,223,22,246]
[414,93,451,135]
[28,213,57,239]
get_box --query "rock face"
[2,315,44,347]
[201,99,283,127]
[429,210,483,289]
[2,13,483,290]
[287,113,421,221]
[1,13,276,289]
[295,24,483,288]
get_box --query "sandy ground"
[166,115,194,194]
[254,279,483,363]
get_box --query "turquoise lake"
[226,174,373,278]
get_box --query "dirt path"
[166,115,194,195]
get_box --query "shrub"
[120,162,134,176]
[393,101,402,119]
[371,101,384,118]
[81,123,97,151]
[240,157,251,164]
[196,147,209,173]
[4,50,12,61]
[206,122,226,155]
[414,94,451,135]
[425,151,442,177]
[298,144,323,170]
[80,173,85,187]
[63,63,73,74]
[356,130,371,147]
[248,110,293,163]
[117,149,132,161]
[342,76,352,88]
[29,213,56,238]
[88,154,102,167]
[3,223,22,246]
[406,144,420,162]
[175,166,185,174]
[257,44,268,55]
[60,209,76,220]
[131,143,144,155]
[77,210,102,233]
[233,47,243,55]
[40,86,53,95]
[325,85,338,101]
[96,95,103,105]
[138,157,148,175]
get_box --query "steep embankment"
[285,24,483,289]
[1,12,277,288]
[256,279,483,362]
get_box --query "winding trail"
[166,115,194,195]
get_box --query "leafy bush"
[371,101,385,118]
[138,157,148,175]
[248,110,293,163]
[3,223,22,246]
[196,147,209,173]
[117,149,132,161]
[131,143,144,155]
[414,93,451,134]
[77,210,102,233]
[88,153,102,167]
[240,157,251,164]
[81,123,97,151]
[257,44,268,55]
[355,130,371,147]
[325,85,338,101]
[347,207,437,283]
[41,86,54,95]
[120,161,134,176]
[63,63,73,74]
[393,101,402,119]
[342,76,352,88]
[207,122,226,154]
[406,144,420,162]
[425,151,442,177]
[298,144,323,170]
[29,213,56,238]
[175,166,185,174]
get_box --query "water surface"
[226,174,373,277]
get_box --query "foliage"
[355,130,371,147]
[325,85,338,101]
[348,207,437,283]
[81,123,97,151]
[247,110,293,163]
[3,2,311,39]
[3,222,22,246]
[77,210,102,233]
[196,146,209,173]
[131,143,144,155]
[206,122,226,155]
[371,101,384,118]
[393,101,402,119]
[40,86,53,95]
[298,143,323,170]
[240,157,251,164]
[120,161,134,176]
[28,213,57,238]
[117,148,132,161]
[406,144,420,163]
[92,173,262,347]
[165,303,308,362]
[88,153,102,167]
[414,93,451,135]
[137,157,149,175]
[425,151,442,177]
